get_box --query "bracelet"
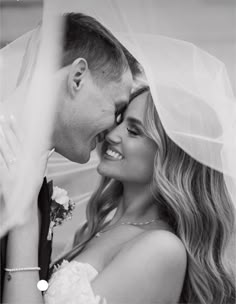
[5,267,41,281]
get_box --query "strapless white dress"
[44,260,105,304]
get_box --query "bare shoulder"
[121,229,187,271]
[92,229,187,303]
[122,230,186,262]
[118,230,187,301]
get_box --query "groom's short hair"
[61,13,140,84]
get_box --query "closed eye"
[127,127,139,136]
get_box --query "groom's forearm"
[3,204,44,304]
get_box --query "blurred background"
[1,0,235,260]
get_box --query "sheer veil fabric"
[0,0,235,236]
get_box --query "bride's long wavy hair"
[54,92,235,304]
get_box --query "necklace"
[95,218,159,238]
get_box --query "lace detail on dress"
[44,260,104,304]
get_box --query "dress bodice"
[44,260,104,304]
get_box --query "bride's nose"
[105,125,122,144]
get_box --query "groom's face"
[59,67,133,163]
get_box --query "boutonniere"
[47,181,76,240]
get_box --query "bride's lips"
[103,145,124,161]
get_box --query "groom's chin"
[78,154,91,164]
[75,149,91,164]
[61,149,91,164]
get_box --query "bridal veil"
[0,0,235,238]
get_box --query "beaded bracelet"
[5,267,41,281]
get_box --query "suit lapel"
[38,177,53,281]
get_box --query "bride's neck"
[111,183,159,223]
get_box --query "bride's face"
[97,92,157,184]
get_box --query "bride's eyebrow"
[126,117,144,129]
[129,86,149,103]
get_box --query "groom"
[51,13,136,165]
[1,12,140,296]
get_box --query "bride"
[1,86,236,303]
[1,2,236,304]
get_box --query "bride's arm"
[0,116,48,303]
[3,204,44,303]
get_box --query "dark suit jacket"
[0,178,52,302]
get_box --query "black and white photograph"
[0,1,236,303]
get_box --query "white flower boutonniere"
[47,184,76,240]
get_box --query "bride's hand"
[0,114,49,193]
[97,296,107,304]
[0,114,54,235]
[0,114,21,199]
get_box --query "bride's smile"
[104,147,124,160]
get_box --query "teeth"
[106,148,123,160]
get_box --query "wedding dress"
[44,260,104,304]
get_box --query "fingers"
[0,115,18,169]
[0,116,16,154]
[9,114,23,145]
[1,114,22,148]
[0,132,16,170]
[97,296,107,304]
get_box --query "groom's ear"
[68,58,88,98]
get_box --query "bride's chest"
[73,226,143,272]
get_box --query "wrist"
[13,204,40,235]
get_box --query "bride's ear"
[68,58,88,98]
